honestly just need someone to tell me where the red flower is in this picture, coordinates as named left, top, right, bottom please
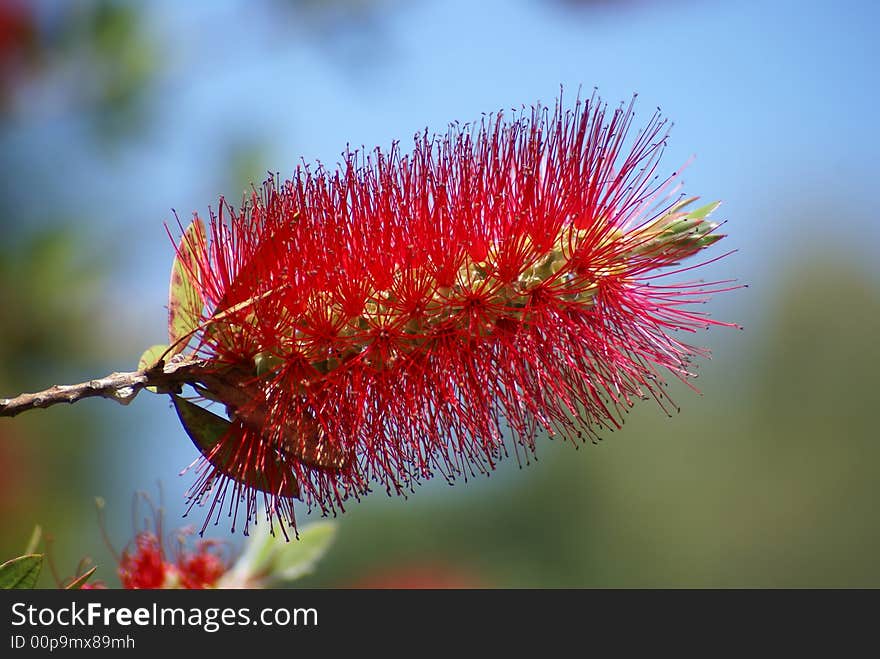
left=98, top=492, right=230, bottom=588
left=116, top=530, right=229, bottom=589
left=176, top=540, right=227, bottom=589
left=0, top=1, right=35, bottom=66
left=0, top=0, right=37, bottom=100
left=118, top=532, right=168, bottom=589
left=175, top=92, right=737, bottom=535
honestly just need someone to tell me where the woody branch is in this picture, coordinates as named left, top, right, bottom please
left=0, top=358, right=209, bottom=418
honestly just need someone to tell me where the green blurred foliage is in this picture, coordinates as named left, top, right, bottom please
left=0, top=227, right=107, bottom=588
left=0, top=0, right=166, bottom=585
left=65, top=0, right=159, bottom=139
left=0, top=228, right=104, bottom=380
left=1, top=0, right=158, bottom=141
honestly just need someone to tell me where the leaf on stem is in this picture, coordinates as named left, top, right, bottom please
left=137, top=344, right=169, bottom=371
left=65, top=566, right=98, bottom=590
left=0, top=554, right=43, bottom=589
left=220, top=520, right=336, bottom=587
left=168, top=218, right=206, bottom=355
left=171, top=395, right=299, bottom=498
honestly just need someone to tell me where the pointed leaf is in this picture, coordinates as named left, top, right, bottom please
left=138, top=344, right=169, bottom=371
left=272, top=521, right=337, bottom=582
left=666, top=195, right=700, bottom=216
left=663, top=217, right=703, bottom=236
left=220, top=521, right=280, bottom=587
left=0, top=554, right=43, bottom=589
left=172, top=393, right=235, bottom=456
left=168, top=218, right=206, bottom=355
left=138, top=344, right=169, bottom=393
left=686, top=200, right=721, bottom=221
left=697, top=233, right=725, bottom=248
left=220, top=519, right=336, bottom=588
left=65, top=566, right=97, bottom=590
left=171, top=395, right=299, bottom=498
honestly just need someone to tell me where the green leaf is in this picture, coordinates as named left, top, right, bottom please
left=273, top=521, right=337, bottom=582
left=137, top=344, right=169, bottom=371
left=686, top=200, right=721, bottom=221
left=138, top=344, right=169, bottom=393
left=172, top=394, right=234, bottom=458
left=171, top=395, right=300, bottom=499
left=666, top=195, right=700, bottom=216
left=221, top=521, right=282, bottom=587
left=0, top=554, right=43, bottom=589
left=65, top=566, right=97, bottom=590
left=168, top=217, right=206, bottom=356
left=663, top=217, right=703, bottom=236
left=697, top=233, right=724, bottom=248
left=221, top=520, right=337, bottom=587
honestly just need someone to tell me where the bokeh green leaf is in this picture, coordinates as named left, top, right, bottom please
left=221, top=520, right=337, bottom=587
left=274, top=521, right=337, bottom=582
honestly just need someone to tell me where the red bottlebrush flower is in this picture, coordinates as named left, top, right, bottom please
left=176, top=539, right=227, bottom=589
left=46, top=493, right=233, bottom=589
left=116, top=530, right=230, bottom=589
left=101, top=493, right=230, bottom=589
left=118, top=532, right=168, bottom=589
left=172, top=92, right=737, bottom=536
left=116, top=528, right=229, bottom=589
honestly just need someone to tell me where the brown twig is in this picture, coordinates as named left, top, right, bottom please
left=0, top=358, right=210, bottom=419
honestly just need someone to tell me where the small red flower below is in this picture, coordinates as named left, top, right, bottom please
left=118, top=530, right=228, bottom=590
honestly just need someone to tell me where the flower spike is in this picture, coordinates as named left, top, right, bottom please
left=172, top=92, right=737, bottom=535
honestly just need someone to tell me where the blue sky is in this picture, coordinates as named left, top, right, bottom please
left=47, top=0, right=872, bottom=311
left=16, top=0, right=878, bottom=299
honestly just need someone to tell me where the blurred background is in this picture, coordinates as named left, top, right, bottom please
left=1, top=0, right=877, bottom=588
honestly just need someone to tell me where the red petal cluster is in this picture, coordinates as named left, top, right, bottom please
left=118, top=532, right=167, bottom=589
left=117, top=531, right=227, bottom=589
left=179, top=92, right=736, bottom=535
